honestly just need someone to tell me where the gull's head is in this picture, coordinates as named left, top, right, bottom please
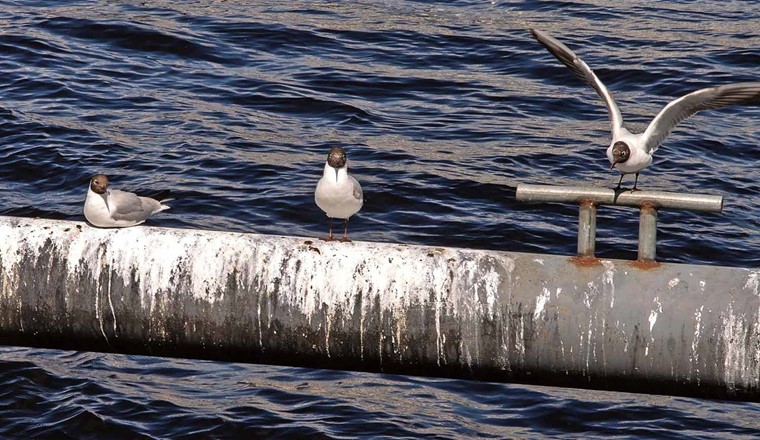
left=327, top=147, right=347, bottom=169
left=90, top=174, right=109, bottom=194
left=327, top=147, right=347, bottom=180
left=610, top=142, right=630, bottom=170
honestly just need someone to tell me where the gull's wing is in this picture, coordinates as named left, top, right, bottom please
left=530, top=29, right=624, bottom=138
left=350, top=176, right=363, bottom=203
left=642, top=82, right=760, bottom=154
left=108, top=189, right=159, bottom=222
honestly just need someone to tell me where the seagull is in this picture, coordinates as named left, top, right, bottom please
left=530, top=28, right=760, bottom=190
left=315, top=147, right=363, bottom=241
left=84, top=174, right=171, bottom=228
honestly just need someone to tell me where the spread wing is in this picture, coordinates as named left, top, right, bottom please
left=530, top=29, right=624, bottom=138
left=642, top=82, right=760, bottom=154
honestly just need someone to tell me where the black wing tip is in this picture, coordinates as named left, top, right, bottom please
left=148, top=189, right=172, bottom=202
left=711, top=82, right=760, bottom=91
left=704, top=82, right=760, bottom=105
left=529, top=29, right=582, bottom=71
left=528, top=28, right=573, bottom=57
left=529, top=28, right=553, bottom=45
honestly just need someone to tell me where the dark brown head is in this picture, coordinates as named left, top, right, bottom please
left=610, top=142, right=630, bottom=170
left=90, top=174, right=109, bottom=194
left=327, top=147, right=347, bottom=169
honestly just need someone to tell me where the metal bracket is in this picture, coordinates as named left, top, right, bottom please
left=516, top=184, right=724, bottom=262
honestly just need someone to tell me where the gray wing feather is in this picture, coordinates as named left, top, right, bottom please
left=643, top=82, right=760, bottom=153
left=350, top=176, right=363, bottom=203
left=108, top=189, right=160, bottom=222
left=531, top=29, right=624, bottom=138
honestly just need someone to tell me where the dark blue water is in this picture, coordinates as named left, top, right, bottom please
left=1, top=0, right=759, bottom=437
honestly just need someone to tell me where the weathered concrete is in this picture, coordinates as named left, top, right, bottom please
left=0, top=215, right=759, bottom=401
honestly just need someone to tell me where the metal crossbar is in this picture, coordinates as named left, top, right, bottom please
left=516, top=184, right=724, bottom=262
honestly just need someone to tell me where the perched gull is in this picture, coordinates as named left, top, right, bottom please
left=315, top=147, right=363, bottom=241
left=530, top=28, right=760, bottom=190
left=84, top=174, right=171, bottom=228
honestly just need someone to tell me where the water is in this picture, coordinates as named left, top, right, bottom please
left=1, top=347, right=759, bottom=439
left=0, top=0, right=758, bottom=437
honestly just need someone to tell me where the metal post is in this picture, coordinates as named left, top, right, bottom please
left=577, top=199, right=597, bottom=258
left=516, top=184, right=724, bottom=262
left=638, top=202, right=658, bottom=262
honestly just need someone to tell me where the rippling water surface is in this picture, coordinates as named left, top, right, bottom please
left=1, top=0, right=759, bottom=437
left=2, top=347, right=760, bottom=439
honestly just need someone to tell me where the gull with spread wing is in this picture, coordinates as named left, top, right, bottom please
left=531, top=29, right=760, bottom=190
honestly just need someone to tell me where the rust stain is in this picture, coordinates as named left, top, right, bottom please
left=640, top=201, right=659, bottom=211
left=629, top=259, right=663, bottom=270
left=569, top=256, right=601, bottom=267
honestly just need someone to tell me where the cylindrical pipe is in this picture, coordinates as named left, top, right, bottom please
left=577, top=199, right=597, bottom=258
left=516, top=185, right=614, bottom=205
left=638, top=203, right=658, bottom=262
left=516, top=184, right=723, bottom=212
left=1, top=216, right=759, bottom=401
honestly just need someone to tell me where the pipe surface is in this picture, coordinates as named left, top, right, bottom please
left=516, top=184, right=724, bottom=212
left=0, top=216, right=759, bottom=401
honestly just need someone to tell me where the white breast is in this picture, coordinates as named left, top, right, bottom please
left=315, top=165, right=363, bottom=219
